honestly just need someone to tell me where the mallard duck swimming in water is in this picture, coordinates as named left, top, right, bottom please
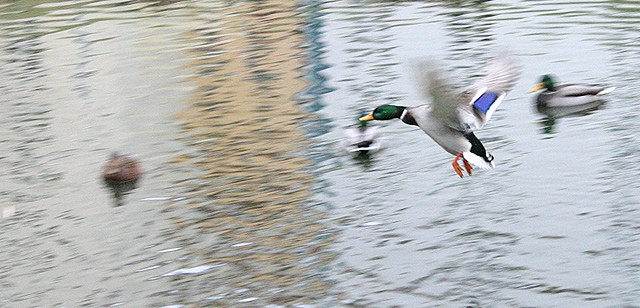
left=528, top=74, right=615, bottom=107
left=103, top=153, right=141, bottom=183
left=360, top=53, right=520, bottom=177
left=343, top=116, right=382, bottom=155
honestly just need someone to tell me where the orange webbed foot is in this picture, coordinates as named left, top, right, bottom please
left=462, top=158, right=473, bottom=176
left=452, top=153, right=464, bottom=178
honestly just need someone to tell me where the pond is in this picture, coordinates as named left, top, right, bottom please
left=0, top=0, right=638, bottom=306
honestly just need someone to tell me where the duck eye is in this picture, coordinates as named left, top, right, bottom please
left=487, top=154, right=494, bottom=161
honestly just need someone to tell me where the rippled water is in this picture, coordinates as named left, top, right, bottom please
left=0, top=0, right=638, bottom=307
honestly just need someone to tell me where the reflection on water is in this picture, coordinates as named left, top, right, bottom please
left=1, top=0, right=338, bottom=306
left=535, top=101, right=605, bottom=135
left=439, top=0, right=497, bottom=75
left=317, top=0, right=640, bottom=307
left=0, top=0, right=639, bottom=307
left=104, top=180, right=139, bottom=207
left=171, top=1, right=336, bottom=305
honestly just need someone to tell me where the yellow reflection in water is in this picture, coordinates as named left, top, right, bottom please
left=177, top=1, right=334, bottom=304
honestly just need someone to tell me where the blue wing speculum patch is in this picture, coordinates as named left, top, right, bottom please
left=458, top=87, right=507, bottom=132
left=473, top=92, right=499, bottom=113
left=470, top=87, right=505, bottom=121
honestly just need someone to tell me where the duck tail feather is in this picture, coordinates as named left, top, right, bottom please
left=462, top=152, right=495, bottom=170
left=597, top=87, right=615, bottom=95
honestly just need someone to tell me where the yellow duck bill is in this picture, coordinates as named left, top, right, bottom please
left=528, top=83, right=545, bottom=93
left=359, top=113, right=374, bottom=121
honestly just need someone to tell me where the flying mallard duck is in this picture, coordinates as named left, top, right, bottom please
left=360, top=53, right=520, bottom=177
left=528, top=74, right=615, bottom=107
left=103, top=152, right=142, bottom=183
left=343, top=115, right=382, bottom=155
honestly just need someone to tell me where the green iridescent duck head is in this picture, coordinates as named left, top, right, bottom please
left=529, top=74, right=557, bottom=92
left=359, top=105, right=406, bottom=122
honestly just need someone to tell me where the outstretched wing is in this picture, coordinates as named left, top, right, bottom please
left=468, top=51, right=521, bottom=94
left=458, top=52, right=520, bottom=131
left=413, top=52, right=520, bottom=132
left=412, top=60, right=466, bottom=129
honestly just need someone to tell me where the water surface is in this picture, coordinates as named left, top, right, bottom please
left=0, top=0, right=638, bottom=307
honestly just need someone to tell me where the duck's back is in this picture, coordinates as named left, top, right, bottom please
left=410, top=105, right=471, bottom=155
left=538, top=84, right=611, bottom=107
